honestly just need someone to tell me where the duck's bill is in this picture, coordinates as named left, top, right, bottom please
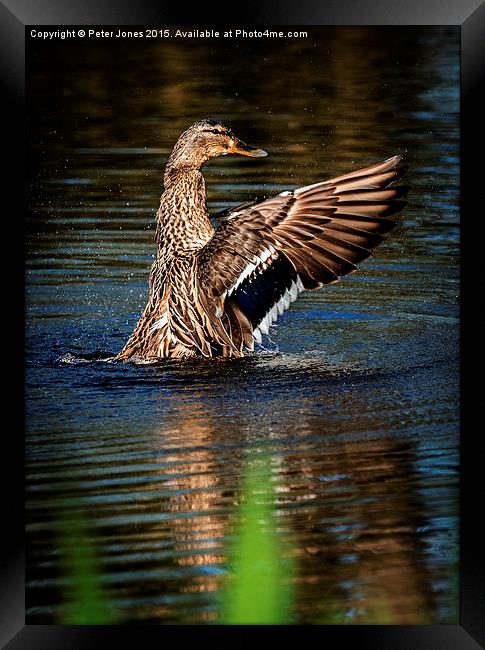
left=228, top=139, right=268, bottom=157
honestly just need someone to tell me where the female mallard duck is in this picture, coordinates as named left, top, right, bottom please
left=116, top=119, right=408, bottom=360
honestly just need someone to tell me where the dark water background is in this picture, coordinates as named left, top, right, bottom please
left=26, top=27, right=459, bottom=624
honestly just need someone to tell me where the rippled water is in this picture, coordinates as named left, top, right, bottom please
left=26, top=27, right=459, bottom=624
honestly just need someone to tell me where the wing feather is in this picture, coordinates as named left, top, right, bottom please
left=197, top=154, right=408, bottom=350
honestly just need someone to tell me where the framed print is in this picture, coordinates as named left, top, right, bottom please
left=2, top=0, right=483, bottom=647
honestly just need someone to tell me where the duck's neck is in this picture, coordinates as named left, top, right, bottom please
left=155, top=165, right=214, bottom=255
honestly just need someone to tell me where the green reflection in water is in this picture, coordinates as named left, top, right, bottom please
left=221, top=453, right=295, bottom=624
left=57, top=503, right=118, bottom=624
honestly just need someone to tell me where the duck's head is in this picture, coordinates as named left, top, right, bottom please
left=166, top=119, right=268, bottom=171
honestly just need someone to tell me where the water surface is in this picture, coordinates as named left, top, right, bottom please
left=26, top=27, right=459, bottom=624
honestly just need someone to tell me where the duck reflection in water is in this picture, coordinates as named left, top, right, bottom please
left=142, top=367, right=438, bottom=624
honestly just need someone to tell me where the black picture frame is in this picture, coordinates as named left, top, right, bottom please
left=3, top=0, right=483, bottom=647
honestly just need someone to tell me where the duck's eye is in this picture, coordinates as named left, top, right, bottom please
left=204, top=128, right=225, bottom=135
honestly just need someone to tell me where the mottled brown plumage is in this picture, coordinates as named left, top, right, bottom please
left=115, top=119, right=408, bottom=361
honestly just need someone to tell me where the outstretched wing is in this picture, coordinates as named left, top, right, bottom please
left=197, top=155, right=408, bottom=352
